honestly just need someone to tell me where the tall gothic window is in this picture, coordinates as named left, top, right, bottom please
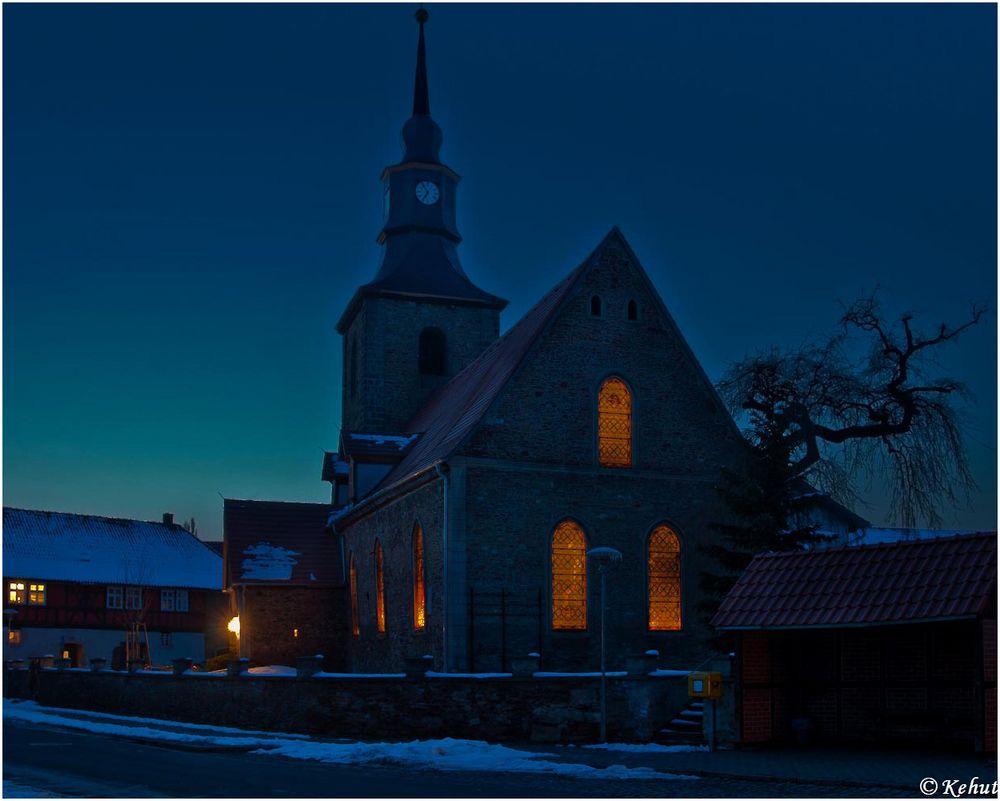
left=349, top=553, right=360, bottom=637
left=374, top=539, right=386, bottom=634
left=648, top=526, right=681, bottom=631
left=419, top=327, right=447, bottom=375
left=350, top=339, right=358, bottom=398
left=598, top=377, right=633, bottom=467
left=412, top=524, right=426, bottom=631
left=590, top=295, right=603, bottom=317
left=627, top=299, right=639, bottom=321
left=551, top=520, right=587, bottom=630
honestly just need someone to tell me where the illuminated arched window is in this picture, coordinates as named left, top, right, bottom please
left=374, top=539, right=386, bottom=634
left=419, top=327, right=446, bottom=376
left=598, top=377, right=632, bottom=467
left=551, top=520, right=587, bottom=630
left=648, top=526, right=681, bottom=631
left=349, top=552, right=360, bottom=637
left=412, top=524, right=426, bottom=631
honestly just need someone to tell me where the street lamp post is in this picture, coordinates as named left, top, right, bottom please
left=587, top=546, right=622, bottom=743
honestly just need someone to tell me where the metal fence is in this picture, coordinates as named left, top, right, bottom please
left=467, top=587, right=543, bottom=673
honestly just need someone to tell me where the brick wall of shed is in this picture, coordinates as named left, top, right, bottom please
left=238, top=586, right=347, bottom=670
left=737, top=623, right=985, bottom=751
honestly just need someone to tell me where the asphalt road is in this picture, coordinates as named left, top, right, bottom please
left=3, top=720, right=915, bottom=798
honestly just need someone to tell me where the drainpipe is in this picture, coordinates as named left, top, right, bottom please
left=434, top=462, right=449, bottom=671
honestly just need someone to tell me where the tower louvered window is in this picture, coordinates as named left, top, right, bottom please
left=598, top=377, right=632, bottom=467
left=349, top=553, right=360, bottom=637
left=412, top=524, right=426, bottom=630
left=374, top=540, right=386, bottom=634
left=648, top=526, right=681, bottom=631
left=551, top=520, right=587, bottom=630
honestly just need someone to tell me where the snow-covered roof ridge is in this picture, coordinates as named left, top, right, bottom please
left=2, top=506, right=222, bottom=590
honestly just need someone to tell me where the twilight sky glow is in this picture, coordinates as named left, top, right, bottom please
left=4, top=3, right=996, bottom=539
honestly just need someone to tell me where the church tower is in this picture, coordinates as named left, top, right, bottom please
left=337, top=10, right=507, bottom=434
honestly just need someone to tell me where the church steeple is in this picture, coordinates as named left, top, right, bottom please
left=336, top=10, right=507, bottom=435
left=412, top=8, right=430, bottom=116
left=401, top=9, right=443, bottom=164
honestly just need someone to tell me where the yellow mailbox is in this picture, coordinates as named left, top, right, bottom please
left=688, top=671, right=723, bottom=699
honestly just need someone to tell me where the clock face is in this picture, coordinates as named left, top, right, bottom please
left=415, top=181, right=440, bottom=205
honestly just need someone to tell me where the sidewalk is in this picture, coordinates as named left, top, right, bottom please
left=513, top=741, right=998, bottom=791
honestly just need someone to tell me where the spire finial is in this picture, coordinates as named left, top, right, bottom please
left=412, top=7, right=430, bottom=116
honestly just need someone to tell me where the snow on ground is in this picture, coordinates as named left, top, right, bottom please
left=3, top=779, right=60, bottom=798
left=255, top=737, right=699, bottom=780
left=4, top=700, right=698, bottom=782
left=579, top=743, right=709, bottom=753
left=247, top=665, right=297, bottom=676
left=4, top=700, right=309, bottom=741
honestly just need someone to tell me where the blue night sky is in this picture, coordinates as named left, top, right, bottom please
left=4, top=4, right=996, bottom=540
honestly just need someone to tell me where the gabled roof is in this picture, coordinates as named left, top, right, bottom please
left=712, top=531, right=997, bottom=630
left=223, top=499, right=342, bottom=587
left=362, top=230, right=600, bottom=498
left=2, top=507, right=222, bottom=590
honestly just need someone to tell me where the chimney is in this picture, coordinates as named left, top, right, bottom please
left=162, top=513, right=174, bottom=526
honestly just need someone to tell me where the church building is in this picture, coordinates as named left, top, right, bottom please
left=325, top=11, right=754, bottom=674
left=226, top=11, right=863, bottom=673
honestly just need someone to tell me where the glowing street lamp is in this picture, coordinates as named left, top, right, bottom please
left=587, top=546, right=622, bottom=743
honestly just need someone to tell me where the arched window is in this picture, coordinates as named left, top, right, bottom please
left=648, top=526, right=681, bottom=631
left=374, top=539, right=386, bottom=634
left=598, top=377, right=633, bottom=467
left=412, top=524, right=426, bottom=631
left=419, top=327, right=447, bottom=376
left=627, top=299, right=638, bottom=321
left=349, top=552, right=360, bottom=637
left=551, top=520, right=587, bottom=630
left=350, top=339, right=358, bottom=398
left=590, top=295, right=603, bottom=317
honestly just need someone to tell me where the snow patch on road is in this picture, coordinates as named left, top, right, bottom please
left=3, top=779, right=60, bottom=798
left=255, top=738, right=699, bottom=780
left=580, top=742, right=709, bottom=753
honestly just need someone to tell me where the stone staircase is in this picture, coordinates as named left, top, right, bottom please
left=656, top=699, right=704, bottom=744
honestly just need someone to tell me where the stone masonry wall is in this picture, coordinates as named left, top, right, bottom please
left=6, top=667, right=689, bottom=744
left=464, top=236, right=747, bottom=472
left=460, top=463, right=729, bottom=673
left=342, top=297, right=499, bottom=434
left=341, top=478, right=444, bottom=673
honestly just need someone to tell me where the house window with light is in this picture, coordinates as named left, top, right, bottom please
left=648, top=526, right=682, bottom=631
left=8, top=581, right=45, bottom=606
left=374, top=539, right=386, bottom=634
left=412, top=524, right=426, bottom=631
left=551, top=520, right=587, bottom=630
left=8, top=630, right=22, bottom=645
left=598, top=377, right=633, bottom=467
left=349, top=553, right=360, bottom=637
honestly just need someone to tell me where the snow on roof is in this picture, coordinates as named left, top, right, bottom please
left=2, top=507, right=222, bottom=590
left=347, top=433, right=418, bottom=448
left=240, top=542, right=301, bottom=581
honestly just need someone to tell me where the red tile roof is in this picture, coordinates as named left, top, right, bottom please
left=223, top=499, right=342, bottom=587
left=711, top=532, right=997, bottom=630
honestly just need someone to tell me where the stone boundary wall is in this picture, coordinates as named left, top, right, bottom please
left=4, top=667, right=689, bottom=743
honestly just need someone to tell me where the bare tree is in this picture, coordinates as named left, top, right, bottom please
left=718, top=294, right=985, bottom=527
